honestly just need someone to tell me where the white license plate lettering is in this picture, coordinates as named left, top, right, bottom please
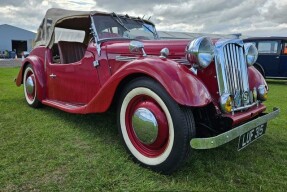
left=255, top=125, right=264, bottom=138
left=238, top=123, right=267, bottom=150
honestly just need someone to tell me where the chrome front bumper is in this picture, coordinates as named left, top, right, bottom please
left=190, top=107, right=280, bottom=149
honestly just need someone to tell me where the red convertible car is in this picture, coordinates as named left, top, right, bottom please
left=16, top=8, right=279, bottom=174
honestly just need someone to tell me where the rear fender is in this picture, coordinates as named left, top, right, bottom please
left=15, top=56, right=46, bottom=100
left=84, top=57, right=212, bottom=113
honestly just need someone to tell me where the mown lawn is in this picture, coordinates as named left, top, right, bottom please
left=0, top=67, right=286, bottom=191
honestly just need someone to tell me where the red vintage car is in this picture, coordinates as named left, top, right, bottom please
left=16, top=8, right=279, bottom=174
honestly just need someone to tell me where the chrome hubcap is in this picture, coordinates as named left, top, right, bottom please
left=26, top=76, right=34, bottom=94
left=132, top=108, right=158, bottom=144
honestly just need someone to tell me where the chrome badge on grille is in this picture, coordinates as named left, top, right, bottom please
left=242, top=91, right=249, bottom=105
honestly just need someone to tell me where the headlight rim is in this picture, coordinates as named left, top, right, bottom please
left=186, top=36, right=215, bottom=69
left=257, top=85, right=268, bottom=101
left=244, top=43, right=258, bottom=67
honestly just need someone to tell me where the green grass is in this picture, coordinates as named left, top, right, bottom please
left=0, top=67, right=286, bottom=191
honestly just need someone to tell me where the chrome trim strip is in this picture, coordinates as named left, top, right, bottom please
left=239, top=45, right=249, bottom=92
left=115, top=57, right=191, bottom=65
left=232, top=101, right=258, bottom=112
left=172, top=58, right=190, bottom=65
left=115, top=56, right=137, bottom=62
left=190, top=107, right=280, bottom=149
left=90, top=16, right=102, bottom=56
left=236, top=46, right=244, bottom=92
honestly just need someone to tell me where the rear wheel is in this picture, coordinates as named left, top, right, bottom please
left=117, top=77, right=195, bottom=174
left=23, top=64, right=41, bottom=108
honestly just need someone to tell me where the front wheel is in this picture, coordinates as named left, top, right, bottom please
left=23, top=64, right=41, bottom=108
left=117, top=77, right=195, bottom=174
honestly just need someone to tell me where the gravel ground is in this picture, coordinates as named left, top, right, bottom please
left=0, top=59, right=22, bottom=67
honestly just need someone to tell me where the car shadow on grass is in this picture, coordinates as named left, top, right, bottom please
left=39, top=105, right=119, bottom=137
left=25, top=103, right=282, bottom=184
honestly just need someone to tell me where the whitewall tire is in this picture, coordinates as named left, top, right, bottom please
left=23, top=64, right=41, bottom=108
left=117, top=77, right=195, bottom=174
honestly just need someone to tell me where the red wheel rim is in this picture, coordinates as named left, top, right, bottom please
left=125, top=95, right=169, bottom=157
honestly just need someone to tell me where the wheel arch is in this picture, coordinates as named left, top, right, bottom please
left=111, top=73, right=152, bottom=107
left=248, top=65, right=268, bottom=91
left=253, top=62, right=265, bottom=77
left=15, top=56, right=46, bottom=100
left=84, top=58, right=212, bottom=113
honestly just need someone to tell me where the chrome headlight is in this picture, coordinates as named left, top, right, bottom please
left=244, top=43, right=258, bottom=66
left=186, top=37, right=214, bottom=69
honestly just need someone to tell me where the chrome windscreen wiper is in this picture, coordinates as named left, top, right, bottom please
left=111, top=12, right=130, bottom=32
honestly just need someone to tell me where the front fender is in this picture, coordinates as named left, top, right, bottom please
left=85, top=57, right=212, bottom=113
left=248, top=66, right=268, bottom=91
left=15, top=56, right=45, bottom=100
left=253, top=63, right=265, bottom=77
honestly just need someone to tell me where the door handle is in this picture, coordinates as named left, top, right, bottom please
left=276, top=56, right=279, bottom=59
left=50, top=73, right=56, bottom=78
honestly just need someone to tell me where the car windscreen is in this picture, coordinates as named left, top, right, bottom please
left=92, top=15, right=158, bottom=41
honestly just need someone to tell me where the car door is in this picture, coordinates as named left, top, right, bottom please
left=257, top=40, right=280, bottom=77
left=46, top=45, right=101, bottom=105
left=279, top=41, right=287, bottom=77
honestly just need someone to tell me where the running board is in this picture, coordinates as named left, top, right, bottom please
left=42, top=99, right=87, bottom=114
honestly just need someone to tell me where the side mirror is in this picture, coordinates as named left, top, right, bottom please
left=129, top=41, right=147, bottom=56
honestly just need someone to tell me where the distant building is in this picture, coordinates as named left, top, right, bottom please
left=0, top=24, right=36, bottom=57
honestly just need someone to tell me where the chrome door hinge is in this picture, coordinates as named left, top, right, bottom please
left=93, top=60, right=99, bottom=67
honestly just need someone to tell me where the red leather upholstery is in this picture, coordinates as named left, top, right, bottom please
left=58, top=41, right=87, bottom=64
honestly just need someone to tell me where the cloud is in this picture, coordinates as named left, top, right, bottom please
left=0, top=0, right=286, bottom=36
left=92, top=0, right=286, bottom=36
left=0, top=0, right=96, bottom=32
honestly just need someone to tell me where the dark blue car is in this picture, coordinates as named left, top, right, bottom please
left=244, top=37, right=287, bottom=79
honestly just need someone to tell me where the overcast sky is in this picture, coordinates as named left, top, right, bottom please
left=0, top=0, right=286, bottom=37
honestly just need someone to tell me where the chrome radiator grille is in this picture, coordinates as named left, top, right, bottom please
left=215, top=40, right=253, bottom=111
left=222, top=43, right=249, bottom=96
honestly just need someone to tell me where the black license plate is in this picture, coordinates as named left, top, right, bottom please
left=238, top=123, right=267, bottom=151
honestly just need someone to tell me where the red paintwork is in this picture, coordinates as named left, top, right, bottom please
left=197, top=61, right=219, bottom=102
left=84, top=56, right=212, bottom=113
left=126, top=95, right=169, bottom=157
left=104, top=39, right=190, bottom=56
left=16, top=38, right=268, bottom=126
left=45, top=49, right=101, bottom=104
left=248, top=66, right=268, bottom=90
left=226, top=104, right=266, bottom=126
left=16, top=47, right=46, bottom=101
